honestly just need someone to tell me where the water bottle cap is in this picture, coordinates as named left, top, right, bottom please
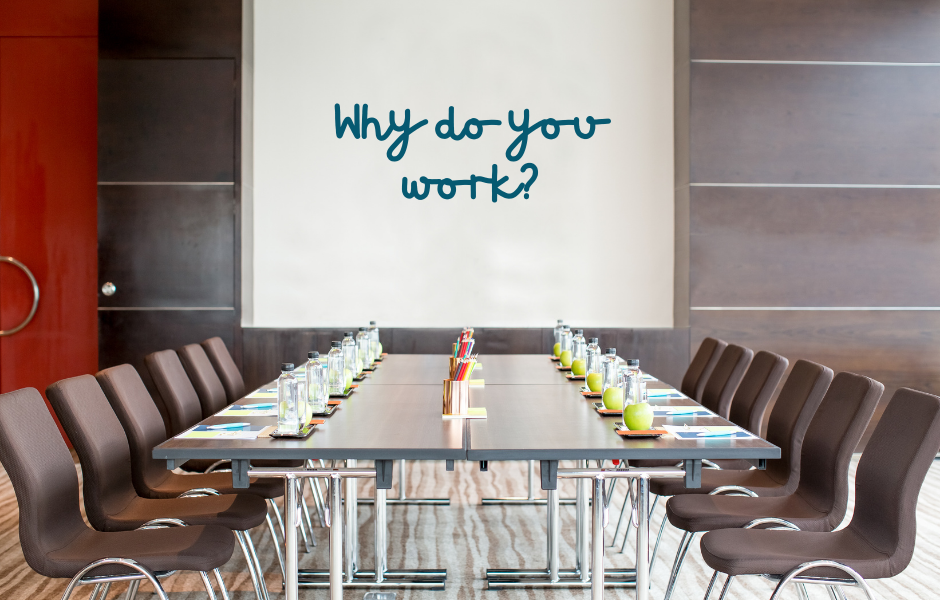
left=308, top=351, right=319, bottom=359
left=281, top=363, right=294, bottom=371
left=370, top=321, right=376, bottom=325
left=626, top=359, right=639, bottom=367
left=359, top=326, right=367, bottom=331
left=605, top=348, right=616, bottom=354
left=557, top=319, right=563, bottom=324
left=331, top=341, right=342, bottom=348
left=345, top=332, right=354, bottom=337
left=575, top=329, right=583, bottom=335
left=589, top=338, right=598, bottom=344
left=563, top=325, right=570, bottom=330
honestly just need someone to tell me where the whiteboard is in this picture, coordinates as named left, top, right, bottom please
left=250, top=0, right=674, bottom=328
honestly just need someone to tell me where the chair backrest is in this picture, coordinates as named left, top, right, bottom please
left=680, top=337, right=727, bottom=402
left=849, top=388, right=940, bottom=578
left=699, top=344, right=753, bottom=417
left=727, top=350, right=789, bottom=435
left=796, top=372, right=882, bottom=531
left=763, top=359, right=833, bottom=493
left=46, top=375, right=139, bottom=533
left=145, top=349, right=204, bottom=436
left=96, top=364, right=174, bottom=497
left=178, top=343, right=229, bottom=418
left=0, top=388, right=88, bottom=578
left=201, top=336, right=246, bottom=403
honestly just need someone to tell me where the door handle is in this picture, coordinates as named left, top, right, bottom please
left=0, top=256, right=40, bottom=337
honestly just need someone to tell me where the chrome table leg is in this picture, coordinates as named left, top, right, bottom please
left=635, top=475, right=650, bottom=600
left=284, top=476, right=299, bottom=600
left=374, top=487, right=387, bottom=583
left=344, top=459, right=358, bottom=583
left=329, top=474, right=343, bottom=600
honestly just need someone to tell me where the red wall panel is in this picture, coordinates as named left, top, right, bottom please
left=0, top=0, right=97, bottom=37
left=0, top=37, right=98, bottom=438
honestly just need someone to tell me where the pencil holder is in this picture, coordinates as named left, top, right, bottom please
left=442, top=379, right=470, bottom=415
left=449, top=357, right=460, bottom=378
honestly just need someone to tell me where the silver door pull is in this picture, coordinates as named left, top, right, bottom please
left=0, top=256, right=39, bottom=337
left=101, top=282, right=116, bottom=296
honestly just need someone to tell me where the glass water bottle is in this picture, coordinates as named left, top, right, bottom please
left=356, top=327, right=370, bottom=371
left=585, top=337, right=602, bottom=376
left=571, top=329, right=586, bottom=363
left=306, top=351, right=328, bottom=414
left=277, top=363, right=301, bottom=434
left=342, top=331, right=358, bottom=379
left=328, top=341, right=346, bottom=395
left=602, top=348, right=620, bottom=393
left=553, top=319, right=565, bottom=349
left=620, top=360, right=641, bottom=407
left=560, top=325, right=572, bottom=354
left=369, top=321, right=381, bottom=360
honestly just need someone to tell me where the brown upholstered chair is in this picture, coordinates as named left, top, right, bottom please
left=145, top=349, right=204, bottom=437
left=661, top=372, right=883, bottom=600
left=699, top=387, right=940, bottom=600
left=178, top=343, right=231, bottom=419
left=202, top=336, right=247, bottom=403
left=680, top=337, right=727, bottom=403
left=0, top=388, right=235, bottom=600
left=699, top=344, right=754, bottom=419
left=46, top=375, right=272, bottom=600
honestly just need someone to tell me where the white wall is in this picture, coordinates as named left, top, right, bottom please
left=247, top=0, right=674, bottom=328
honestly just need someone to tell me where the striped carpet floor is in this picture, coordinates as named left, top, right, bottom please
left=0, top=457, right=937, bottom=599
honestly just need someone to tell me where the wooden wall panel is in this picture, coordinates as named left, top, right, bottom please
left=99, top=0, right=240, bottom=59
left=98, top=59, right=236, bottom=182
left=98, top=186, right=235, bottom=307
left=690, top=187, right=940, bottom=307
left=242, top=328, right=689, bottom=396
left=690, top=63, right=940, bottom=185
left=691, top=0, right=940, bottom=62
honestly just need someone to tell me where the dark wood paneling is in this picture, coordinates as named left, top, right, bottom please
left=692, top=0, right=940, bottom=62
left=98, top=59, right=235, bottom=182
left=690, top=187, right=940, bottom=307
left=99, top=0, right=240, bottom=59
left=690, top=63, right=940, bottom=185
left=98, top=185, right=235, bottom=307
left=99, top=309, right=235, bottom=427
left=242, top=328, right=690, bottom=396
left=691, top=310, right=940, bottom=446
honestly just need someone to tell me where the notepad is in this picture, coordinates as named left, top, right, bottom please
left=176, top=424, right=265, bottom=440
left=218, top=405, right=277, bottom=417
left=663, top=425, right=755, bottom=440
left=651, top=407, right=712, bottom=418
left=646, top=388, right=686, bottom=398
left=246, top=389, right=278, bottom=399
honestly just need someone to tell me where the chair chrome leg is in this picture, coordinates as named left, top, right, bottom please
left=200, top=571, right=219, bottom=600
left=663, top=531, right=697, bottom=600
left=769, top=561, right=875, bottom=600
left=243, top=527, right=270, bottom=600
left=300, top=479, right=317, bottom=546
left=122, top=579, right=140, bottom=600
left=610, top=484, right=632, bottom=547
left=270, top=499, right=286, bottom=538
left=796, top=583, right=811, bottom=600
left=61, top=559, right=169, bottom=600
left=236, top=530, right=269, bottom=600
left=717, top=574, right=734, bottom=600
left=619, top=485, right=637, bottom=553
left=703, top=571, right=720, bottom=600
left=265, top=510, right=287, bottom=580
left=213, top=568, right=231, bottom=600
left=649, top=511, right=668, bottom=571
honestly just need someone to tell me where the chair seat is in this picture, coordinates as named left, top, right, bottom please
left=666, top=492, right=832, bottom=533
left=44, top=525, right=234, bottom=579
left=650, top=467, right=788, bottom=498
left=629, top=458, right=681, bottom=468
left=708, top=458, right=756, bottom=470
left=148, top=471, right=285, bottom=500
left=102, top=493, right=268, bottom=532
left=701, top=528, right=893, bottom=579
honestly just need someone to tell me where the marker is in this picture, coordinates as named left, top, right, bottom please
left=207, top=422, right=250, bottom=430
left=696, top=431, right=737, bottom=438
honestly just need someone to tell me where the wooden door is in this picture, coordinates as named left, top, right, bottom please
left=0, top=37, right=98, bottom=438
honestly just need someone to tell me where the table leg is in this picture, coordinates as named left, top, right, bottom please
left=358, top=459, right=450, bottom=505
left=345, top=459, right=358, bottom=582
left=482, top=460, right=577, bottom=505
left=591, top=476, right=605, bottom=600
left=578, top=466, right=591, bottom=583
left=285, top=476, right=299, bottom=600
left=375, top=487, right=387, bottom=583
left=330, top=476, right=343, bottom=600
left=547, top=489, right=560, bottom=582
left=635, top=476, right=650, bottom=600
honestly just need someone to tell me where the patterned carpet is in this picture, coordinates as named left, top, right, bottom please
left=0, top=456, right=938, bottom=599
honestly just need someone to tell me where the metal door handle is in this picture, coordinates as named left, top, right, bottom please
left=0, top=256, right=40, bottom=337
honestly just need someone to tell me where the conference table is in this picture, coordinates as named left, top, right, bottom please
left=154, top=353, right=780, bottom=600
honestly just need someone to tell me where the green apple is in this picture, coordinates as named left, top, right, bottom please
left=571, top=359, right=586, bottom=376
left=587, top=372, right=603, bottom=392
left=560, top=350, right=572, bottom=367
left=378, top=342, right=383, bottom=355
left=344, top=369, right=353, bottom=391
left=553, top=343, right=561, bottom=357
left=602, top=387, right=624, bottom=410
left=623, top=402, right=654, bottom=430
